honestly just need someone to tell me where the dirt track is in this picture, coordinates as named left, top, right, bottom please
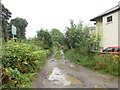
left=33, top=51, right=119, bottom=88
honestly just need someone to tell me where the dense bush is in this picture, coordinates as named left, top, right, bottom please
left=65, top=49, right=120, bottom=76
left=64, top=20, right=99, bottom=51
left=37, top=29, right=53, bottom=49
left=2, top=68, right=36, bottom=88
left=2, top=41, right=51, bottom=88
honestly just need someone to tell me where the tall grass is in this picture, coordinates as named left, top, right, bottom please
left=54, top=51, right=62, bottom=60
left=64, top=49, right=119, bottom=76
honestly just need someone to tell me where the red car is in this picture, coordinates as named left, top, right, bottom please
left=102, top=46, right=120, bottom=54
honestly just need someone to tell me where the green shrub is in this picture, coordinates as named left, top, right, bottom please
left=2, top=42, right=50, bottom=73
left=63, top=46, right=69, bottom=52
left=2, top=67, right=36, bottom=88
left=2, top=41, right=51, bottom=88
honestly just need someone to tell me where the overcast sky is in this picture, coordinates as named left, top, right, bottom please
left=1, top=0, right=120, bottom=38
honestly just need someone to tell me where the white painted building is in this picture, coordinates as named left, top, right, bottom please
left=90, top=2, right=120, bottom=49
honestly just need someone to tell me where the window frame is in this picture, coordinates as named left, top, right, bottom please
left=103, top=48, right=113, bottom=52
left=107, top=15, right=113, bottom=23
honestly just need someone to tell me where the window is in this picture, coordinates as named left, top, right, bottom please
left=114, top=48, right=120, bottom=52
left=107, top=16, right=112, bottom=22
left=103, top=48, right=113, bottom=52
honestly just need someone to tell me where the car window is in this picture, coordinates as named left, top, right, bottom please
left=114, top=48, right=118, bottom=52
left=104, top=48, right=113, bottom=52
left=118, top=48, right=120, bottom=52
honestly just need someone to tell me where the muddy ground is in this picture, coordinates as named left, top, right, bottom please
left=33, top=51, right=119, bottom=88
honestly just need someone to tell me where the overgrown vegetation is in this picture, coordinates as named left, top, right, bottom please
left=54, top=51, right=62, bottom=60
left=63, top=20, right=119, bottom=76
left=2, top=41, right=51, bottom=88
left=50, top=28, right=64, bottom=47
left=64, top=20, right=98, bottom=50
left=65, top=49, right=120, bottom=76
left=37, top=29, right=53, bottom=49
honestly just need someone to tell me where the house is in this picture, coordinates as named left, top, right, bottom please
left=89, top=26, right=96, bottom=34
left=90, top=1, right=120, bottom=49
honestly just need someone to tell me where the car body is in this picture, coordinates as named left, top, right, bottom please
left=101, top=46, right=120, bottom=54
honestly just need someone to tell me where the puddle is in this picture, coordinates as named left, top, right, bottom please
left=48, top=68, right=70, bottom=86
left=68, top=65, right=80, bottom=72
left=65, top=74, right=82, bottom=85
left=48, top=68, right=82, bottom=86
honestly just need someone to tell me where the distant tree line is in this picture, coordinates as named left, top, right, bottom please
left=36, top=20, right=100, bottom=51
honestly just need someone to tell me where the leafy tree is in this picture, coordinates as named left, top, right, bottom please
left=1, top=3, right=12, bottom=42
left=65, top=20, right=76, bottom=49
left=50, top=28, right=64, bottom=46
left=65, top=20, right=96, bottom=52
left=37, top=29, right=53, bottom=49
left=10, top=17, right=28, bottom=39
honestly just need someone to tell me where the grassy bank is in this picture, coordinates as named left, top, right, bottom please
left=64, top=49, right=119, bottom=76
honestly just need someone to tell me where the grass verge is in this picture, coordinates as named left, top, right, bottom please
left=54, top=51, right=62, bottom=60
left=64, top=49, right=119, bottom=76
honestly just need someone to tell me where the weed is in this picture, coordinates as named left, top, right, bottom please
left=65, top=49, right=119, bottom=76
left=54, top=51, right=62, bottom=60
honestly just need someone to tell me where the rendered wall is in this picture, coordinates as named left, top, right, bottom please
left=118, top=10, right=120, bottom=46
left=102, top=11, right=119, bottom=49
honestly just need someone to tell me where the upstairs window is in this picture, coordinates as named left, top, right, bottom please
left=107, top=16, right=112, bottom=22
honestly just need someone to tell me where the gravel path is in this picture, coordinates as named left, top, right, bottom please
left=33, top=51, right=119, bottom=88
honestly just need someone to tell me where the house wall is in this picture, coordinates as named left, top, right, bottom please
left=118, top=10, right=120, bottom=46
left=102, top=11, right=119, bottom=49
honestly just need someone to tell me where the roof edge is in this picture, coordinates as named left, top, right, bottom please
left=90, top=5, right=120, bottom=21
